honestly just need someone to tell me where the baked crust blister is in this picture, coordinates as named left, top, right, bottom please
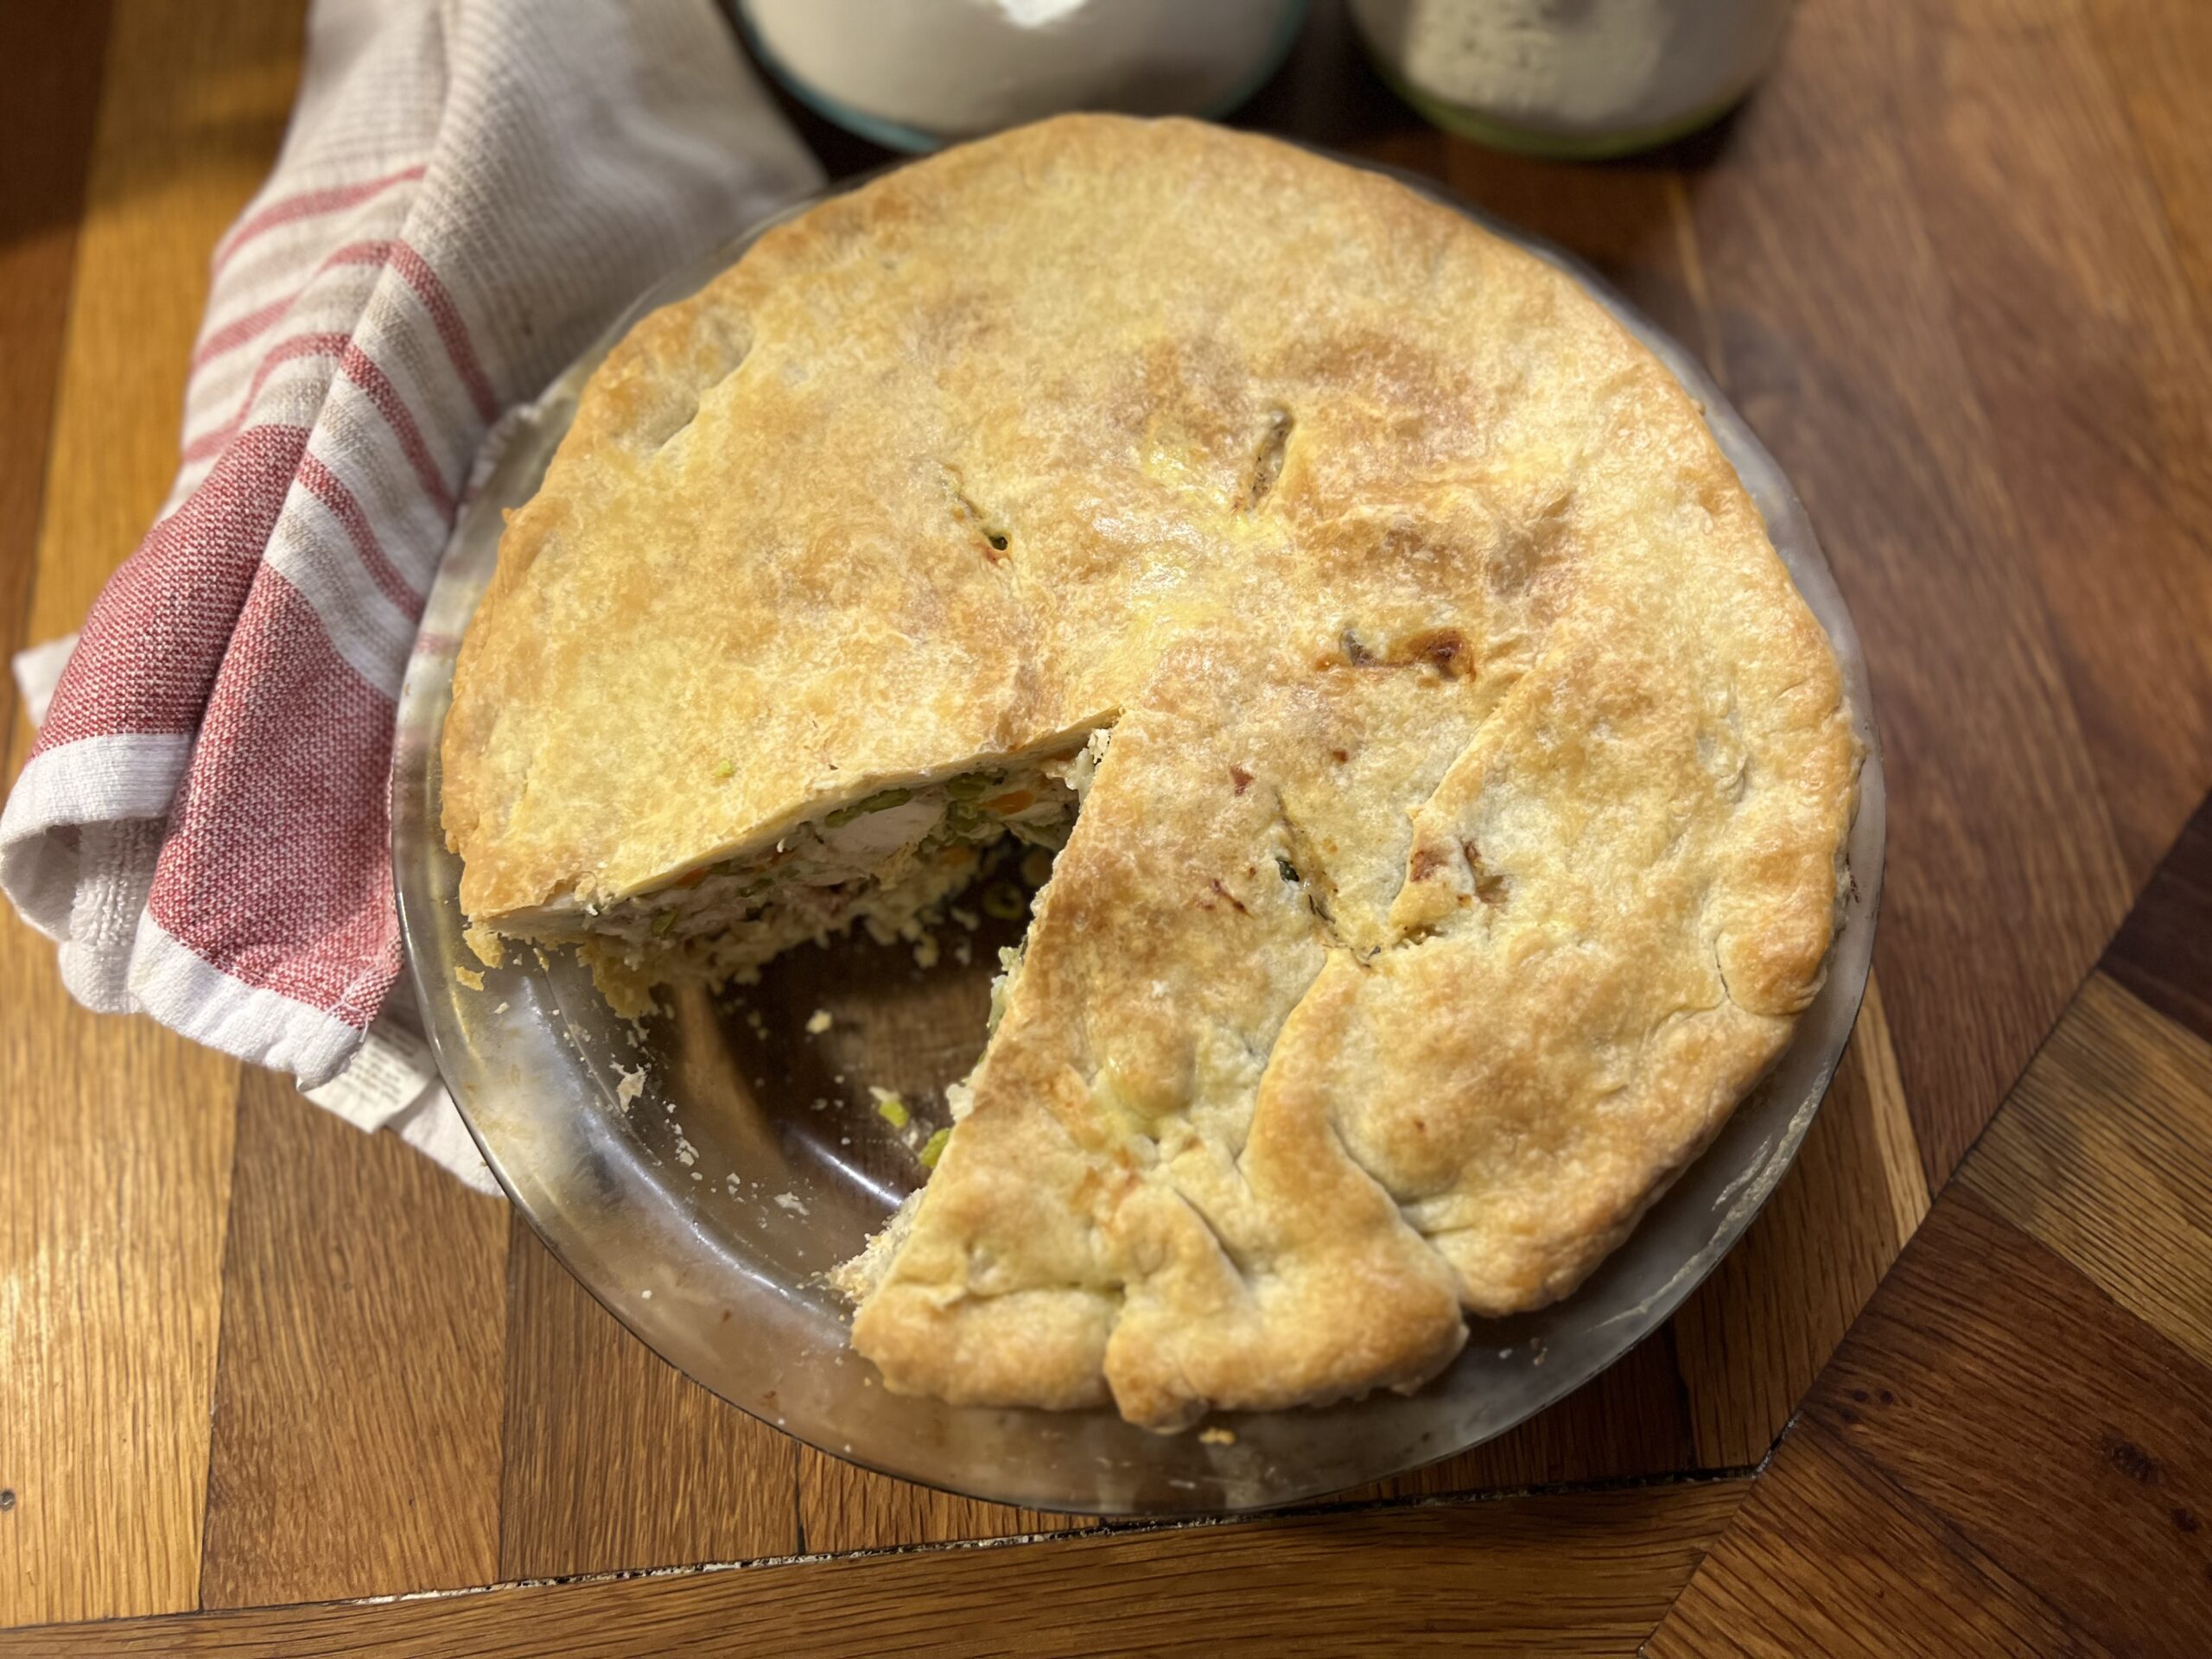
left=442, top=115, right=1860, bottom=1430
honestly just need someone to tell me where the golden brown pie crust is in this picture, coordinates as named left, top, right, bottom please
left=443, top=116, right=1859, bottom=1429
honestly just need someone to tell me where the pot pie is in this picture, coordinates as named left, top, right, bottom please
left=443, top=116, right=1859, bottom=1431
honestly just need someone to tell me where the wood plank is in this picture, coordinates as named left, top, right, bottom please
left=0, top=0, right=304, bottom=1627
left=497, top=1223, right=798, bottom=1579
left=1658, top=1185, right=2212, bottom=1657
left=2088, top=0, right=2212, bottom=329
left=196, top=1069, right=507, bottom=1607
left=796, top=1450, right=1088, bottom=1554
left=1680, top=0, right=2134, bottom=1184
left=1816, top=1188, right=2212, bottom=1654
left=1961, top=974, right=2212, bottom=1370
left=1649, top=1418, right=2107, bottom=1659
left=1671, top=975, right=1928, bottom=1465
left=1808, top=1194, right=2212, bottom=1655
left=0, top=1478, right=1748, bottom=1657
left=0, top=0, right=108, bottom=733
left=2104, top=793, right=2212, bottom=1046
left=1893, top=0, right=2212, bottom=885
left=0, top=921, right=240, bottom=1630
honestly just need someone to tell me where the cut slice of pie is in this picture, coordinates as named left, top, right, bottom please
left=442, top=115, right=1859, bottom=1429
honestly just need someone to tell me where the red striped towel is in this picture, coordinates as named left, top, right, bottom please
left=2, top=0, right=821, bottom=1185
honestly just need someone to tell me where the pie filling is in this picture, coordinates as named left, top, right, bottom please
left=543, top=731, right=1110, bottom=991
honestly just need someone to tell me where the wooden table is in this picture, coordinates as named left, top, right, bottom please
left=4, top=2, right=2209, bottom=1651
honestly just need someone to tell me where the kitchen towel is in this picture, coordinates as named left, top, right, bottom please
left=1, top=0, right=822, bottom=1187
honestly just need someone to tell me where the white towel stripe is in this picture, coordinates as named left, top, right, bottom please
left=264, top=483, right=422, bottom=698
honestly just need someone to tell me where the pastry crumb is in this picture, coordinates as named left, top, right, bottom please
left=1198, top=1427, right=1236, bottom=1446
left=805, top=1008, right=834, bottom=1034
left=614, top=1066, right=645, bottom=1110
left=772, top=1192, right=810, bottom=1215
left=454, top=964, right=485, bottom=991
left=462, top=923, right=505, bottom=969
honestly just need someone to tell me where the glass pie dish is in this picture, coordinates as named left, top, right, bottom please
left=391, top=154, right=1885, bottom=1516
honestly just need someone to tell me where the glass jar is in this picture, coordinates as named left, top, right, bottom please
left=1351, top=0, right=1796, bottom=159
left=736, top=0, right=1311, bottom=154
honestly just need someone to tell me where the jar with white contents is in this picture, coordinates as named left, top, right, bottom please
left=1351, top=0, right=1796, bottom=159
left=736, top=0, right=1311, bottom=154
